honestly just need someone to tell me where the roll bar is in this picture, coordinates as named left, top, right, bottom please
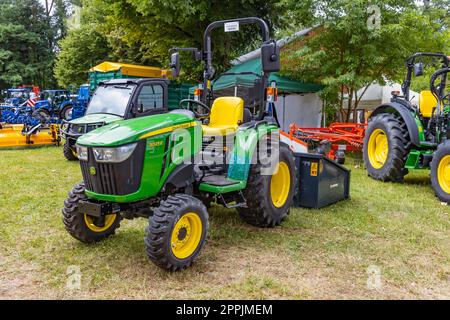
left=402, top=52, right=450, bottom=101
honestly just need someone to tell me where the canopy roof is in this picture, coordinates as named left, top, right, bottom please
left=89, top=61, right=168, bottom=78
left=191, top=58, right=322, bottom=94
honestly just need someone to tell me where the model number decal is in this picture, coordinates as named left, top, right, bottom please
left=148, top=140, right=164, bottom=148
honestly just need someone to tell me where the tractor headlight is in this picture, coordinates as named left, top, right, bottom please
left=76, top=145, right=88, bottom=161
left=92, top=143, right=137, bottom=163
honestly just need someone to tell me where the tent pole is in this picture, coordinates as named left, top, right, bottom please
left=283, top=94, right=286, bottom=131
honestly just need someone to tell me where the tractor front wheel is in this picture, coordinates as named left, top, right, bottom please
left=62, top=183, right=121, bottom=243
left=431, top=141, right=450, bottom=203
left=237, top=143, right=297, bottom=227
left=145, top=194, right=209, bottom=271
left=363, top=113, right=410, bottom=182
left=63, top=139, right=78, bottom=161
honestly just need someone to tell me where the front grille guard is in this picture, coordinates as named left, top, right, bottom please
left=60, top=119, right=106, bottom=139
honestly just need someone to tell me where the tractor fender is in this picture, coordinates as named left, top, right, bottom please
left=227, top=124, right=281, bottom=181
left=163, top=163, right=195, bottom=190
left=370, top=102, right=420, bottom=146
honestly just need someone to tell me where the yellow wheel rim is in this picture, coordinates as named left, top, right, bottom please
left=171, top=212, right=203, bottom=259
left=270, top=161, right=291, bottom=208
left=367, top=129, right=389, bottom=169
left=437, top=155, right=450, bottom=194
left=84, top=214, right=117, bottom=233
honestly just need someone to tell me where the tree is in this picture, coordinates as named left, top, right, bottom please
left=280, top=0, right=449, bottom=122
left=54, top=0, right=287, bottom=86
left=0, top=0, right=69, bottom=89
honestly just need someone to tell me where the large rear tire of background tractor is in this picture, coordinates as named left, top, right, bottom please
left=430, top=141, right=450, bottom=204
left=237, top=143, right=296, bottom=227
left=62, top=183, right=121, bottom=243
left=63, top=140, right=78, bottom=161
left=145, top=194, right=209, bottom=271
left=363, top=113, right=410, bottom=182
left=59, top=104, right=73, bottom=121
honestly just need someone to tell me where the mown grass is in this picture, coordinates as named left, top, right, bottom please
left=0, top=146, right=449, bottom=299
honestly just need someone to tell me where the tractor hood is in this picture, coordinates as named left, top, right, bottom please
left=69, top=113, right=123, bottom=125
left=77, top=113, right=198, bottom=147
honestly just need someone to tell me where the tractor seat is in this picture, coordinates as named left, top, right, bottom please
left=419, top=90, right=437, bottom=118
left=202, top=97, right=244, bottom=136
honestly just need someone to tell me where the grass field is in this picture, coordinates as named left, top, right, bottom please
left=0, top=146, right=449, bottom=299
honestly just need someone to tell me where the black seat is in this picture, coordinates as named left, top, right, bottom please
left=243, top=108, right=252, bottom=124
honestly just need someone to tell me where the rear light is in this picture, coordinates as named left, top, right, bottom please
left=391, top=90, right=400, bottom=96
left=194, top=88, right=202, bottom=101
left=266, top=87, right=278, bottom=102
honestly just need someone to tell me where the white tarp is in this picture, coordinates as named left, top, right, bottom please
left=274, top=93, right=323, bottom=131
left=346, top=82, right=419, bottom=110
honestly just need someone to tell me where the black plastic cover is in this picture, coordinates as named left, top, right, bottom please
left=293, top=153, right=350, bottom=209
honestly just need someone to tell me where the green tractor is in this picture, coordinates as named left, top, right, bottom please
left=62, top=17, right=297, bottom=270
left=363, top=52, right=450, bottom=202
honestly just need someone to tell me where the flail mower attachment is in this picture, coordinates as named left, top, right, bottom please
left=0, top=123, right=60, bottom=148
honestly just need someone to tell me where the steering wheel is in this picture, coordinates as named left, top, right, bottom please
left=179, top=99, right=211, bottom=119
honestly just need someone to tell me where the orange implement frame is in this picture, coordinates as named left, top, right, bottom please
left=289, top=122, right=367, bottom=160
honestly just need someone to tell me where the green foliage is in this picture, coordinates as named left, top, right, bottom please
left=0, top=0, right=69, bottom=89
left=54, top=0, right=287, bottom=86
left=280, top=0, right=449, bottom=121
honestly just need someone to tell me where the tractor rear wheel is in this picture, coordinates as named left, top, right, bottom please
left=63, top=139, right=78, bottom=161
left=59, top=104, right=73, bottom=121
left=363, top=113, right=410, bottom=182
left=145, top=194, right=209, bottom=271
left=237, top=143, right=296, bottom=227
left=430, top=141, right=450, bottom=203
left=62, top=183, right=121, bottom=243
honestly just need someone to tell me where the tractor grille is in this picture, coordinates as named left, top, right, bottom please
left=69, top=122, right=105, bottom=135
left=80, top=141, right=145, bottom=196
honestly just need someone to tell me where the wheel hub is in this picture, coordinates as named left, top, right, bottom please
left=270, top=161, right=291, bottom=208
left=368, top=129, right=389, bottom=169
left=438, top=155, right=450, bottom=194
left=170, top=213, right=202, bottom=259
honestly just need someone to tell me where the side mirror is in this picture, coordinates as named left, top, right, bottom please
left=261, top=41, right=280, bottom=73
left=414, top=62, right=424, bottom=77
left=170, top=52, right=181, bottom=78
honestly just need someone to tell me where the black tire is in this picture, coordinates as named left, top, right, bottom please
left=63, top=139, right=78, bottom=161
left=430, top=140, right=450, bottom=203
left=363, top=113, right=411, bottom=182
left=62, top=183, right=121, bottom=243
left=237, top=143, right=297, bottom=227
left=32, top=108, right=51, bottom=124
left=59, top=104, right=73, bottom=121
left=145, top=194, right=209, bottom=271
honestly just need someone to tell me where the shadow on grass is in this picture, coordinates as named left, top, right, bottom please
left=403, top=175, right=431, bottom=186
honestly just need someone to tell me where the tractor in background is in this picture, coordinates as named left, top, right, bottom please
left=363, top=52, right=450, bottom=203
left=61, top=17, right=296, bottom=271
left=60, top=63, right=190, bottom=161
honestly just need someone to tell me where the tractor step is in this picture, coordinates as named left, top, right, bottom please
left=199, top=175, right=246, bottom=194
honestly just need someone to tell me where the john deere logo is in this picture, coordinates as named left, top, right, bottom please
left=89, top=167, right=96, bottom=176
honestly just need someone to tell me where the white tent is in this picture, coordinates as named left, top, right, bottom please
left=347, top=82, right=419, bottom=110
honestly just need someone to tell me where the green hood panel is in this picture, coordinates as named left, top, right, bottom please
left=77, top=113, right=197, bottom=147
left=69, top=113, right=123, bottom=125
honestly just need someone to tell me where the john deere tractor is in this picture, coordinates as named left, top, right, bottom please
left=364, top=52, right=450, bottom=203
left=62, top=17, right=297, bottom=270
